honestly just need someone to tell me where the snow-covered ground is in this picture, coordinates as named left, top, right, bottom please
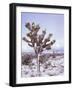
left=21, top=56, right=64, bottom=77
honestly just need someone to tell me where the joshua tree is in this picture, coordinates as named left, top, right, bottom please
left=23, top=22, right=56, bottom=76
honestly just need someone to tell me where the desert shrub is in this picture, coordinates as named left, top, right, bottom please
left=39, top=55, right=48, bottom=64
left=22, top=54, right=32, bottom=65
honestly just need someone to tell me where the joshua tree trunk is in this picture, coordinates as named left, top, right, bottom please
left=34, top=46, right=40, bottom=76
left=37, top=53, right=40, bottom=76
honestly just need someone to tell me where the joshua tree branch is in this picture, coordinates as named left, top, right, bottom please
left=23, top=37, right=31, bottom=43
left=28, top=43, right=34, bottom=47
left=42, top=40, right=56, bottom=48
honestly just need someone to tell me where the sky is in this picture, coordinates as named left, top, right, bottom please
left=21, top=12, right=64, bottom=52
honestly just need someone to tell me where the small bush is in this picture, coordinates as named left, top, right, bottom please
left=39, top=55, right=48, bottom=64
left=22, top=54, right=32, bottom=65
